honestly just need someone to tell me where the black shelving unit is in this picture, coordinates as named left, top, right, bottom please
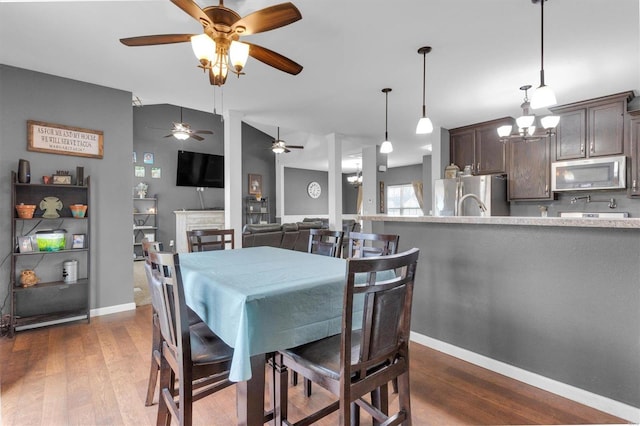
left=10, top=171, right=91, bottom=336
left=133, top=196, right=158, bottom=261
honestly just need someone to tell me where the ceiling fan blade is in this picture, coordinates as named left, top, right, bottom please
left=190, top=134, right=205, bottom=141
left=170, top=0, right=212, bottom=27
left=284, top=148, right=291, bottom=153
left=163, top=134, right=174, bottom=138
left=120, top=34, right=195, bottom=46
left=194, top=130, right=214, bottom=135
left=246, top=42, right=302, bottom=75
left=233, top=2, right=301, bottom=36
left=286, top=145, right=304, bottom=149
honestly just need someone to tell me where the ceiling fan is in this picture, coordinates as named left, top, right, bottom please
left=271, top=127, right=303, bottom=153
left=120, top=0, right=303, bottom=86
left=164, top=107, right=213, bottom=141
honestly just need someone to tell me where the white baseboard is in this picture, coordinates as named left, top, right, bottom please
left=91, top=302, right=136, bottom=317
left=410, top=331, right=640, bottom=424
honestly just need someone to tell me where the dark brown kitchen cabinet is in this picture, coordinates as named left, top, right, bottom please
left=551, top=92, right=632, bottom=161
left=629, top=110, right=640, bottom=197
left=450, top=117, right=512, bottom=175
left=508, top=137, right=552, bottom=200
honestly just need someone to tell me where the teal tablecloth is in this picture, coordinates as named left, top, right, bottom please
left=179, top=246, right=349, bottom=382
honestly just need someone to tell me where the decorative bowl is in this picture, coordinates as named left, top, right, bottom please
left=16, top=204, right=36, bottom=219
left=69, top=204, right=87, bottom=218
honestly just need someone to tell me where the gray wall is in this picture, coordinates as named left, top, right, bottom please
left=283, top=167, right=364, bottom=216
left=0, top=64, right=133, bottom=310
left=132, top=106, right=275, bottom=242
left=283, top=167, right=328, bottom=215
left=133, top=104, right=225, bottom=246
left=383, top=220, right=640, bottom=408
left=241, top=122, right=277, bottom=225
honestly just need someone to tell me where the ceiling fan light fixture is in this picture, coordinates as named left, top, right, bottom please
left=191, top=34, right=216, bottom=64
left=173, top=130, right=190, bottom=141
left=416, top=46, right=434, bottom=135
left=230, top=41, right=250, bottom=73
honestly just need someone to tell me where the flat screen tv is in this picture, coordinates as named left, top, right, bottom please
left=176, top=150, right=224, bottom=188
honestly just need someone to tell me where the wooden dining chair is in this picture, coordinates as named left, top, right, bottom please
left=141, top=239, right=206, bottom=407
left=150, top=251, right=234, bottom=426
left=346, top=231, right=400, bottom=258
left=275, top=248, right=420, bottom=426
left=292, top=228, right=346, bottom=397
left=186, top=228, right=235, bottom=252
left=141, top=238, right=164, bottom=406
left=307, top=228, right=344, bottom=258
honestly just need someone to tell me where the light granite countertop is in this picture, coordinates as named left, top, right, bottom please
left=359, top=214, right=640, bottom=229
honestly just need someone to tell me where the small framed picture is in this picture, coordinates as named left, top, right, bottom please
left=143, top=152, right=154, bottom=164
left=151, top=167, right=161, bottom=179
left=134, top=166, right=145, bottom=177
left=18, top=236, right=33, bottom=253
left=72, top=234, right=86, bottom=249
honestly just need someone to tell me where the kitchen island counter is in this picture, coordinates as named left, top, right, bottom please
left=359, top=214, right=640, bottom=422
left=359, top=214, right=640, bottom=229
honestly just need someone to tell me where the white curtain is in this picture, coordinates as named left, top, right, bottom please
left=356, top=186, right=363, bottom=214
left=412, top=181, right=425, bottom=214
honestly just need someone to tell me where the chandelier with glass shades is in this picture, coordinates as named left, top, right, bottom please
left=497, top=85, right=559, bottom=141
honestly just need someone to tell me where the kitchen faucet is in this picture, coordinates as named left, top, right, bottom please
left=457, top=193, right=488, bottom=216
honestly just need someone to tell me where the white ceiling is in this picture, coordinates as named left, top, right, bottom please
left=1, top=0, right=638, bottom=172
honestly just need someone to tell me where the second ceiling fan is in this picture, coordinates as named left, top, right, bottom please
left=120, top=0, right=303, bottom=86
left=272, top=127, right=303, bottom=153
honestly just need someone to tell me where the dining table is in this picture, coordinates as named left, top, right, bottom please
left=178, top=246, right=353, bottom=426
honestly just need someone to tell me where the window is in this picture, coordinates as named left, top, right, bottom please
left=386, top=184, right=421, bottom=216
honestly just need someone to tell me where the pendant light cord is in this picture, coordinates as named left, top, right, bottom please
left=422, top=51, right=426, bottom=117
left=385, top=90, right=389, bottom=141
left=539, top=0, right=546, bottom=85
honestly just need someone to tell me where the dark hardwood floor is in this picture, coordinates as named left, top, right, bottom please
left=0, top=305, right=628, bottom=425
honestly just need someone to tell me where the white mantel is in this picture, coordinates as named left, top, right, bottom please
left=174, top=210, right=225, bottom=253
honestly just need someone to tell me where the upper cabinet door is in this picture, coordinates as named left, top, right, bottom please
left=450, top=128, right=475, bottom=172
left=508, top=137, right=551, bottom=200
left=476, top=124, right=506, bottom=175
left=589, top=100, right=625, bottom=157
left=555, top=109, right=586, bottom=160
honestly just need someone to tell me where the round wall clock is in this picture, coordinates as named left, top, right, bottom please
left=307, top=181, right=321, bottom=199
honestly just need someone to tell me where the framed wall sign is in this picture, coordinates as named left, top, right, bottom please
left=72, top=234, right=86, bottom=249
left=27, top=120, right=104, bottom=159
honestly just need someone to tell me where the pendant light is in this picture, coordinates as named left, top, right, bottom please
left=380, top=88, right=393, bottom=154
left=416, top=46, right=434, bottom=134
left=530, top=0, right=557, bottom=109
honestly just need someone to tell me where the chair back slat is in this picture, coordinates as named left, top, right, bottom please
left=141, top=238, right=162, bottom=265
left=149, top=251, right=191, bottom=363
left=308, top=229, right=344, bottom=258
left=346, top=232, right=399, bottom=258
left=342, top=248, right=419, bottom=380
left=187, top=229, right=235, bottom=252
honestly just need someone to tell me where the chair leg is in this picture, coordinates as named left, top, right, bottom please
left=371, top=384, right=389, bottom=426
left=145, top=315, right=161, bottom=406
left=396, top=371, right=412, bottom=426
left=274, top=354, right=289, bottom=425
left=156, top=354, right=172, bottom=426
left=304, top=378, right=312, bottom=397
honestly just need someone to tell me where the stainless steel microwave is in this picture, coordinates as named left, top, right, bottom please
left=551, top=155, right=626, bottom=191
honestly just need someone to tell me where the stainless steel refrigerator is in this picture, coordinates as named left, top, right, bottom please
left=433, top=174, right=509, bottom=216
